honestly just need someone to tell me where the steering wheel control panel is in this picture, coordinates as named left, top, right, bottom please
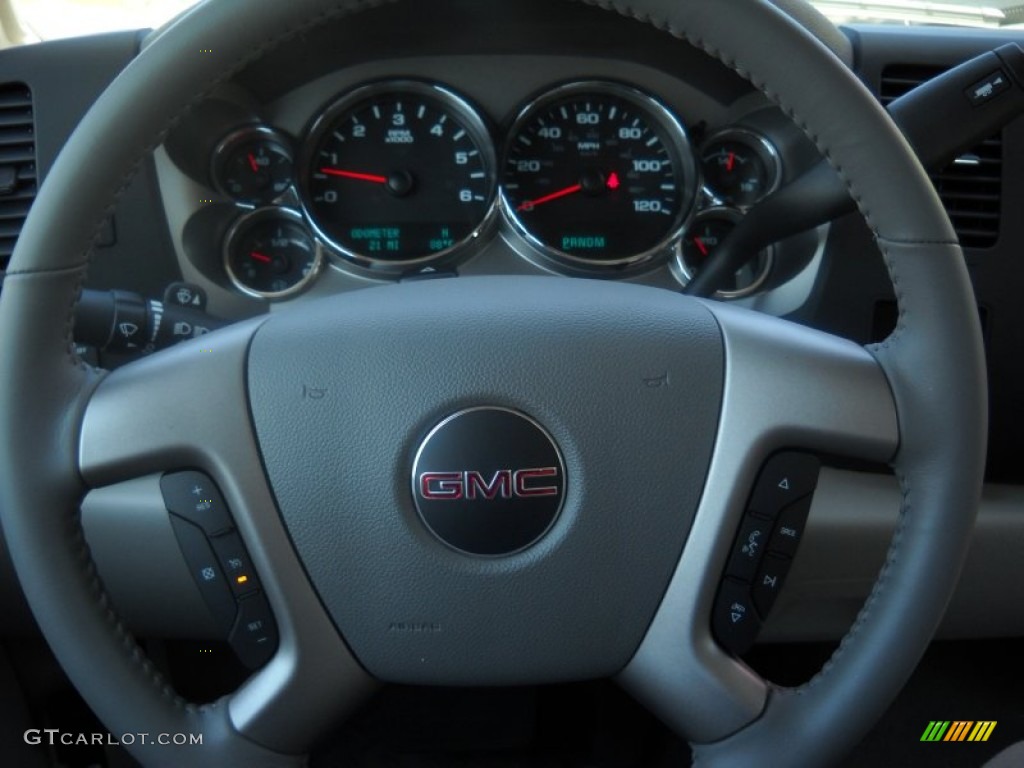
left=712, top=451, right=821, bottom=656
left=160, top=470, right=278, bottom=670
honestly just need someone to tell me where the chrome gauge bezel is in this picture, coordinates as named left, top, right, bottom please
left=223, top=207, right=325, bottom=301
left=672, top=206, right=774, bottom=300
left=499, top=80, right=699, bottom=277
left=699, top=127, right=783, bottom=209
left=298, top=79, right=500, bottom=278
left=211, top=125, right=296, bottom=206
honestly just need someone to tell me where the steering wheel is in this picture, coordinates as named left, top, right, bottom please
left=0, top=1, right=987, bottom=766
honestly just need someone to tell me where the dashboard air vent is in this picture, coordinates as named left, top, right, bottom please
left=880, top=64, right=1001, bottom=249
left=0, top=83, right=35, bottom=273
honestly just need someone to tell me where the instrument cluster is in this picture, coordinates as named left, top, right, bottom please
left=201, top=78, right=785, bottom=301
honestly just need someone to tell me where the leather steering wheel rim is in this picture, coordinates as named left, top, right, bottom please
left=0, top=1, right=986, bottom=766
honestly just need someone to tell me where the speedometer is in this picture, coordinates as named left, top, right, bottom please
left=501, top=81, right=698, bottom=274
left=300, top=81, right=498, bottom=274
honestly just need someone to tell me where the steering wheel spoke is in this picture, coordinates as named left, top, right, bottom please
left=0, top=1, right=986, bottom=765
left=78, top=321, right=374, bottom=758
left=619, top=305, right=899, bottom=743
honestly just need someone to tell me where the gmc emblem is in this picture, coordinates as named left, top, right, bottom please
left=419, top=468, right=560, bottom=501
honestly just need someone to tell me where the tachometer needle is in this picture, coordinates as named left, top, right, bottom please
left=693, top=237, right=709, bottom=257
left=319, top=167, right=389, bottom=184
left=248, top=153, right=260, bottom=173
left=517, top=183, right=583, bottom=212
left=725, top=152, right=736, bottom=172
left=250, top=251, right=273, bottom=264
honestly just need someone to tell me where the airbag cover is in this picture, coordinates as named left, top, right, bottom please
left=247, top=277, right=723, bottom=684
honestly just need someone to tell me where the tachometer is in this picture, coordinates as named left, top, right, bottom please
left=300, top=81, right=498, bottom=274
left=501, top=81, right=698, bottom=274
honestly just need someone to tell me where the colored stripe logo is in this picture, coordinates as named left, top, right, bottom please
left=921, top=721, right=997, bottom=742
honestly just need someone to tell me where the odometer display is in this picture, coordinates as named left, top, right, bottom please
left=300, top=81, right=497, bottom=272
left=501, top=82, right=698, bottom=272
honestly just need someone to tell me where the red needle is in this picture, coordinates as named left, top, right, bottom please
left=726, top=152, right=736, bottom=172
left=693, top=238, right=709, bottom=257
left=250, top=251, right=272, bottom=264
left=517, top=183, right=583, bottom=212
left=247, top=153, right=259, bottom=173
left=320, top=167, right=389, bottom=184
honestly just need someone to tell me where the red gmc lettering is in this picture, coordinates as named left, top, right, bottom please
left=466, top=471, right=513, bottom=500
left=419, top=468, right=559, bottom=500
left=513, top=467, right=559, bottom=497
left=420, top=472, right=463, bottom=500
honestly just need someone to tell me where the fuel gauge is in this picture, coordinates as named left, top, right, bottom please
left=212, top=126, right=295, bottom=205
left=224, top=208, right=322, bottom=299
left=701, top=128, right=782, bottom=208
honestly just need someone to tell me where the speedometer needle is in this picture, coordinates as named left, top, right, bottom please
left=319, top=167, right=389, bottom=184
left=250, top=251, right=273, bottom=264
left=517, top=183, right=583, bottom=212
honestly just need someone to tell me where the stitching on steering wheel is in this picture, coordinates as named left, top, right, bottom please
left=579, top=0, right=932, bottom=727
left=4, top=262, right=89, bottom=277
left=43, top=0, right=401, bottom=369
left=796, top=469, right=912, bottom=692
left=578, top=0, right=958, bottom=255
left=794, top=240, right=913, bottom=692
left=32, top=0, right=939, bottom=742
left=76, top=517, right=195, bottom=712
left=37, top=0, right=410, bottom=724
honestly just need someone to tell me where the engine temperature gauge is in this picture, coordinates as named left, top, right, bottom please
left=701, top=128, right=782, bottom=208
left=224, top=208, right=323, bottom=299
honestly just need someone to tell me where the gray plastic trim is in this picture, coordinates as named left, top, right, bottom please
left=80, top=469, right=1024, bottom=643
left=153, top=55, right=823, bottom=323
left=761, top=470, right=1024, bottom=643
left=77, top=319, right=375, bottom=754
left=616, top=301, right=899, bottom=743
left=81, top=476, right=220, bottom=638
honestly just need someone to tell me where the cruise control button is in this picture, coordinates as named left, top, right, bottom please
left=168, top=516, right=237, bottom=636
left=748, top=452, right=820, bottom=520
left=769, top=496, right=812, bottom=558
left=229, top=592, right=278, bottom=670
left=712, top=578, right=761, bottom=656
left=725, top=515, right=773, bottom=583
left=160, top=471, right=234, bottom=536
left=753, top=554, right=792, bottom=620
left=209, top=531, right=260, bottom=598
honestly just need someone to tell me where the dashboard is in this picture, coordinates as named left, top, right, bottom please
left=1, top=1, right=1024, bottom=764
left=0, top=0, right=1023, bottom=667
left=157, top=48, right=821, bottom=319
